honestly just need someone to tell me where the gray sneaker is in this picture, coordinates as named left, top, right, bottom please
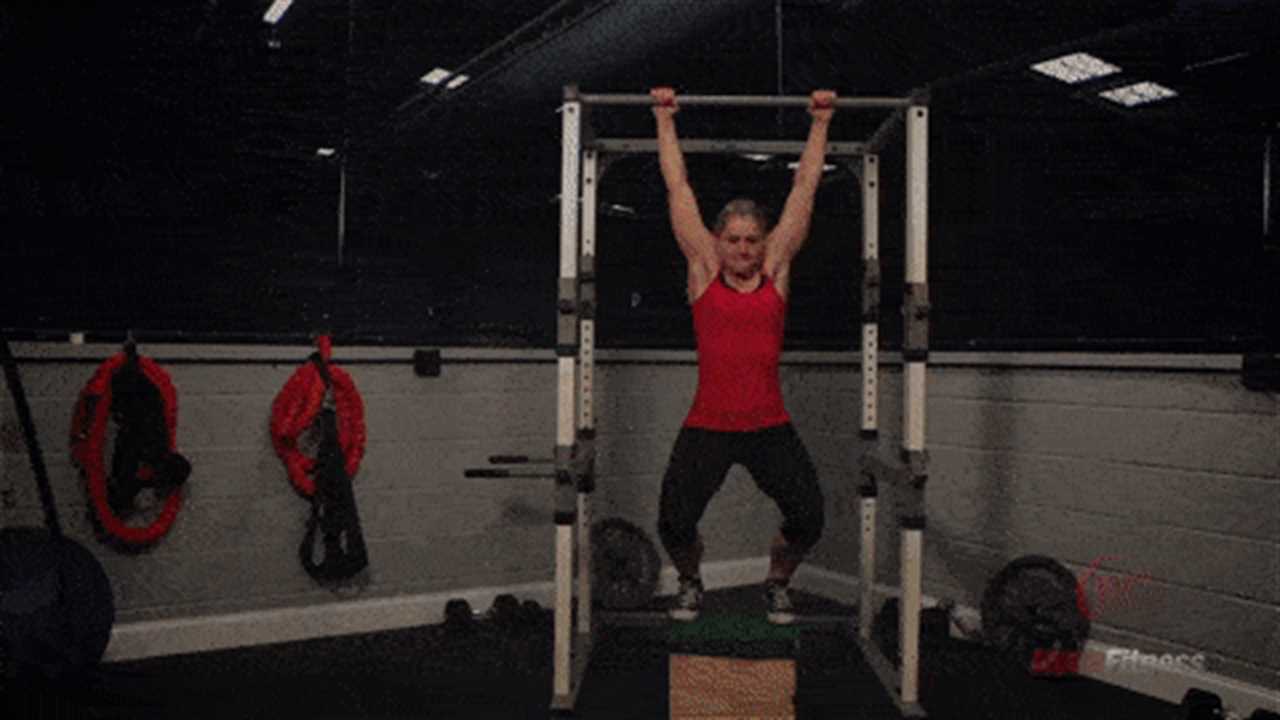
left=669, top=576, right=703, bottom=621
left=765, top=582, right=795, bottom=625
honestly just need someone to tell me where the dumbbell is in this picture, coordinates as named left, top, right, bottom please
left=1182, top=689, right=1280, bottom=720
left=1183, top=689, right=1225, bottom=719
left=442, top=598, right=476, bottom=635
left=490, top=595, right=550, bottom=633
left=520, top=599, right=546, bottom=629
left=487, top=593, right=522, bottom=631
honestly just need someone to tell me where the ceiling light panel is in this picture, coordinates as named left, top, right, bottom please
left=420, top=68, right=452, bottom=85
left=1031, top=52, right=1121, bottom=84
left=263, top=0, right=295, bottom=25
left=1099, top=81, right=1178, bottom=107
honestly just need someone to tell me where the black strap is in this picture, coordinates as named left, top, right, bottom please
left=298, top=357, right=368, bottom=584
left=308, top=351, right=335, bottom=389
left=107, top=356, right=187, bottom=519
left=0, top=333, right=62, bottom=537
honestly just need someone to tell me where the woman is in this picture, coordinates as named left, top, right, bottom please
left=651, top=86, right=835, bottom=624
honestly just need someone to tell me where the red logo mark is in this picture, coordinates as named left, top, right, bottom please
left=1074, top=555, right=1155, bottom=622
left=1031, top=649, right=1118, bottom=677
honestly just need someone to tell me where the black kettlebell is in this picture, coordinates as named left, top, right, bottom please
left=488, top=593, right=521, bottom=632
left=442, top=598, right=475, bottom=635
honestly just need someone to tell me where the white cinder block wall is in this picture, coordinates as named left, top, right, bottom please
left=0, top=343, right=563, bottom=625
left=0, top=343, right=1275, bottom=692
left=792, top=355, right=1278, bottom=692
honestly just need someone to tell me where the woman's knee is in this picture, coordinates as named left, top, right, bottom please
left=782, top=487, right=825, bottom=552
left=657, top=514, right=697, bottom=554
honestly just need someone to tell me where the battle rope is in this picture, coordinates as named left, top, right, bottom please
left=70, top=345, right=190, bottom=548
left=270, top=336, right=368, bottom=583
left=269, top=336, right=366, bottom=497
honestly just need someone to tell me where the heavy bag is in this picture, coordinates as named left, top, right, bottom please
left=0, top=527, right=115, bottom=682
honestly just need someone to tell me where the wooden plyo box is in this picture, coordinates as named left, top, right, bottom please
left=669, top=654, right=797, bottom=719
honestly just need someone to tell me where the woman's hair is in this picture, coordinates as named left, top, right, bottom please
left=713, top=198, right=770, bottom=236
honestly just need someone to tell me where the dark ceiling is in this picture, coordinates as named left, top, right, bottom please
left=2, top=0, right=1277, bottom=347
left=5, top=0, right=1277, bottom=222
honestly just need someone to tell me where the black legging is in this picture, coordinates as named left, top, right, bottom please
left=657, top=423, right=824, bottom=557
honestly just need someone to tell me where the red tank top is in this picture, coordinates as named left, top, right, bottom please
left=683, top=274, right=791, bottom=431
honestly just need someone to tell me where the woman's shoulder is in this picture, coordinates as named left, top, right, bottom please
left=687, top=258, right=720, bottom=305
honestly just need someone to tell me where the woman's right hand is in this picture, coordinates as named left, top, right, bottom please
left=651, top=86, right=678, bottom=118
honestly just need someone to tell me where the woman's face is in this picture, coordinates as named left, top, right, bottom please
left=717, top=215, right=766, bottom=277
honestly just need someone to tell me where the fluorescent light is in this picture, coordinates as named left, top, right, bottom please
left=420, top=68, right=451, bottom=85
left=787, top=162, right=838, bottom=172
left=316, top=147, right=336, bottom=157
left=1099, top=81, right=1178, bottom=107
left=741, top=153, right=773, bottom=162
left=420, top=68, right=469, bottom=89
left=1031, top=52, right=1121, bottom=84
left=263, top=0, right=295, bottom=25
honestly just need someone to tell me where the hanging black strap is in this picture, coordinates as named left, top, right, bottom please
left=0, top=333, right=62, bottom=538
left=107, top=353, right=174, bottom=518
left=298, top=354, right=368, bottom=584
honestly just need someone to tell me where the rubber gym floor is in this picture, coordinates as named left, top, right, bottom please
left=6, top=585, right=1181, bottom=719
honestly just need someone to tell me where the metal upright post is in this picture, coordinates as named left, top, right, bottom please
left=576, top=146, right=600, bottom=636
left=858, top=152, right=881, bottom=642
left=898, top=104, right=930, bottom=717
left=552, top=85, right=583, bottom=713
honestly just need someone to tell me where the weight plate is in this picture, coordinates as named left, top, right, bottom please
left=0, top=528, right=115, bottom=681
left=981, top=555, right=1090, bottom=672
left=591, top=518, right=660, bottom=610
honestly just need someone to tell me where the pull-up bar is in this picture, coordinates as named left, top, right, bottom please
left=590, top=138, right=866, bottom=156
left=574, top=91, right=913, bottom=110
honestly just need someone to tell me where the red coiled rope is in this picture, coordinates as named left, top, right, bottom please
left=270, top=336, right=366, bottom=497
left=70, top=352, right=184, bottom=547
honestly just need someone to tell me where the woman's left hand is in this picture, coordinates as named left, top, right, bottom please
left=809, top=90, right=836, bottom=121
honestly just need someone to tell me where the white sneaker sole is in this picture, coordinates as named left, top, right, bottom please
left=767, top=612, right=795, bottom=625
left=669, top=608, right=700, bottom=622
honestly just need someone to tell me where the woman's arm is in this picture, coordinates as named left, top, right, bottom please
left=766, top=90, right=836, bottom=271
left=652, top=87, right=716, bottom=270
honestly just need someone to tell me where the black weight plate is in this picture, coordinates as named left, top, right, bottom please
left=0, top=527, right=115, bottom=680
left=591, top=517, right=660, bottom=610
left=981, top=555, right=1089, bottom=671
